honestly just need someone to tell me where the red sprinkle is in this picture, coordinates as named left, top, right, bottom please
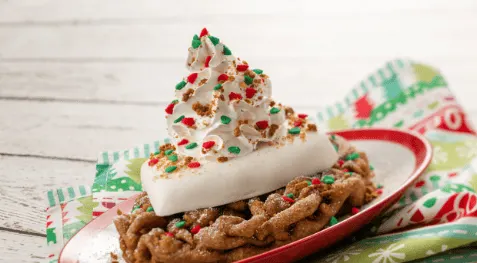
left=187, top=73, right=198, bottom=84
left=338, top=160, right=345, bottom=167
left=188, top=162, right=201, bottom=168
left=256, top=120, right=269, bottom=129
left=298, top=113, right=308, bottom=119
left=236, top=64, right=249, bottom=72
left=190, top=225, right=201, bottom=234
left=204, top=56, right=212, bottom=68
left=148, top=158, right=159, bottom=166
left=245, top=87, right=257, bottom=98
left=181, top=117, right=195, bottom=127
left=177, top=139, right=189, bottom=146
left=202, top=141, right=215, bottom=149
left=342, top=169, right=349, bottom=173
left=351, top=207, right=360, bottom=215
left=199, top=28, right=208, bottom=38
left=165, top=232, right=174, bottom=237
left=294, top=120, right=302, bottom=127
left=312, top=178, right=321, bottom=185
left=217, top=74, right=228, bottom=82
left=377, top=189, right=383, bottom=195
left=229, top=92, right=243, bottom=101
left=165, top=103, right=175, bottom=114
left=282, top=196, right=295, bottom=204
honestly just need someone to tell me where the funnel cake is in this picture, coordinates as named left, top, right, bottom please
left=114, top=135, right=378, bottom=263
left=114, top=28, right=378, bottom=262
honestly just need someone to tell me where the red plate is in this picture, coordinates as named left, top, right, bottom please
left=59, top=128, right=432, bottom=263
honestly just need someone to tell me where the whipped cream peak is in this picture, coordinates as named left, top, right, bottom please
left=165, top=28, right=314, bottom=162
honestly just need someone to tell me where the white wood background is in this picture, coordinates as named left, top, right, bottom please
left=1, top=0, right=477, bottom=262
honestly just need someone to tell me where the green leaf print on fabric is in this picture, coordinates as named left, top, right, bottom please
left=381, top=74, right=404, bottom=101
left=125, top=158, right=147, bottom=184
left=412, top=63, right=440, bottom=83
left=95, top=163, right=110, bottom=178
left=107, top=176, right=142, bottom=192
left=393, top=120, right=405, bottom=128
left=327, top=114, right=350, bottom=130
left=91, top=166, right=115, bottom=192
left=429, top=139, right=477, bottom=171
left=75, top=196, right=98, bottom=224
left=323, top=238, right=472, bottom=263
left=46, top=228, right=57, bottom=245
left=63, top=221, right=86, bottom=241
left=469, top=174, right=477, bottom=191
left=441, top=183, right=475, bottom=194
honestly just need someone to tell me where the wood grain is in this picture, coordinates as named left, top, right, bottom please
left=0, top=155, right=94, bottom=234
left=0, top=230, right=45, bottom=263
left=0, top=0, right=475, bottom=23
left=1, top=17, right=476, bottom=60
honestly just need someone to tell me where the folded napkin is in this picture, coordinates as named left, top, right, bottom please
left=45, top=59, right=477, bottom=263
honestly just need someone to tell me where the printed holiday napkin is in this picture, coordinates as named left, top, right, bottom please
left=45, top=59, right=477, bottom=263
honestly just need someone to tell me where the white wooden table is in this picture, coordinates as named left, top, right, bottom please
left=1, top=1, right=477, bottom=262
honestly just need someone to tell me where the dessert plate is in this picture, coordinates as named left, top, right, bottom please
left=59, top=128, right=432, bottom=263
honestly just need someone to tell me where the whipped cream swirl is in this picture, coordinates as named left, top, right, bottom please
left=166, top=29, right=290, bottom=161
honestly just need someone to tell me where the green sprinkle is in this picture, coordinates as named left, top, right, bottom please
left=377, top=184, right=383, bottom=189
left=171, top=99, right=179, bottom=104
left=132, top=205, right=140, bottom=212
left=146, top=206, right=154, bottom=212
left=244, top=75, right=253, bottom=85
left=370, top=164, right=374, bottom=171
left=345, top=152, right=360, bottom=161
left=208, top=36, right=220, bottom=46
left=288, top=127, right=301, bottom=135
left=252, top=69, right=263, bottom=74
left=153, top=151, right=160, bottom=155
left=223, top=45, right=232, bottom=55
left=228, top=146, right=241, bottom=154
left=286, top=193, right=294, bottom=198
left=192, top=35, right=201, bottom=49
left=307, top=181, right=312, bottom=186
left=333, top=144, right=339, bottom=152
left=168, top=154, right=178, bottom=162
left=331, top=134, right=336, bottom=140
left=347, top=172, right=354, bottom=176
left=323, top=175, right=335, bottom=184
left=165, top=149, right=174, bottom=155
left=221, top=115, right=231, bottom=124
left=175, top=221, right=186, bottom=228
left=185, top=142, right=198, bottom=149
left=214, top=84, right=222, bottom=91
left=270, top=107, right=281, bottom=114
left=165, top=166, right=177, bottom=173
left=174, top=115, right=185, bottom=123
left=175, top=80, right=186, bottom=90
left=329, top=216, right=339, bottom=226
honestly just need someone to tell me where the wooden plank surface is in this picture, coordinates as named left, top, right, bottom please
left=0, top=231, right=45, bottom=263
left=0, top=155, right=94, bottom=234
left=2, top=19, right=477, bottom=60
left=1, top=0, right=475, bottom=22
